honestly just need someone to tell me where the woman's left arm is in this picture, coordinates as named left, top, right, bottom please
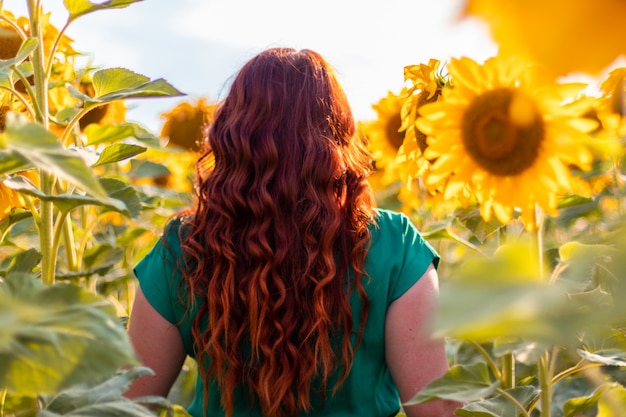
left=125, top=287, right=187, bottom=398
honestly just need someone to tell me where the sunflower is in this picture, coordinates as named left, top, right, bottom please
left=464, top=0, right=626, bottom=77
left=417, top=55, right=597, bottom=230
left=0, top=170, right=39, bottom=220
left=393, top=59, right=447, bottom=214
left=397, top=59, right=445, bottom=180
left=358, top=89, right=408, bottom=190
left=160, top=97, right=218, bottom=151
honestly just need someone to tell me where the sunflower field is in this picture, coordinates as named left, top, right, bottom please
left=1, top=1, right=626, bottom=417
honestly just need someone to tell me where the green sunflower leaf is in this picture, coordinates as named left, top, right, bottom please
left=456, top=386, right=538, bottom=417
left=40, top=367, right=156, bottom=417
left=406, top=362, right=499, bottom=405
left=89, top=68, right=184, bottom=102
left=0, top=150, right=31, bottom=176
left=92, top=143, right=146, bottom=167
left=0, top=272, right=138, bottom=396
left=64, top=0, right=144, bottom=22
left=2, top=113, right=108, bottom=198
left=3, top=175, right=128, bottom=214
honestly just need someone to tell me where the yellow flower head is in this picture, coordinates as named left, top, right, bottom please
left=417, top=55, right=596, bottom=230
left=360, top=89, right=407, bottom=187
left=464, top=0, right=626, bottom=77
left=392, top=59, right=447, bottom=212
left=160, top=98, right=218, bottom=151
left=400, top=59, right=446, bottom=158
left=0, top=170, right=39, bottom=220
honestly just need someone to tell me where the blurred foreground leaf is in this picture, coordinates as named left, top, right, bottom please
left=0, top=272, right=138, bottom=396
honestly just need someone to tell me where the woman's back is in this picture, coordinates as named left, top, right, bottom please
left=133, top=209, right=439, bottom=417
left=126, top=47, right=460, bottom=417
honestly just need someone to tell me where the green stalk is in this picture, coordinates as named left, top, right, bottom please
left=501, top=353, right=515, bottom=389
left=538, top=351, right=552, bottom=417
left=499, top=225, right=516, bottom=390
left=469, top=340, right=502, bottom=381
left=0, top=387, right=6, bottom=417
left=27, top=0, right=55, bottom=285
left=530, top=205, right=551, bottom=416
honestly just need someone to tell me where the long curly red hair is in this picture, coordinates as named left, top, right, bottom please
left=180, top=48, right=375, bottom=417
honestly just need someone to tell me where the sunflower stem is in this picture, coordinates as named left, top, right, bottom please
left=27, top=0, right=55, bottom=285
left=538, top=351, right=552, bottom=417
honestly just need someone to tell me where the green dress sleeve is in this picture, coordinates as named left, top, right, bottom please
left=133, top=219, right=186, bottom=325
left=390, top=210, right=439, bottom=302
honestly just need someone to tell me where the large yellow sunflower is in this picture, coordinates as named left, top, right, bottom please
left=464, top=0, right=626, bottom=77
left=361, top=88, right=408, bottom=188
left=417, top=55, right=597, bottom=230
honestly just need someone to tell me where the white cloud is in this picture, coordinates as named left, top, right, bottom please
left=9, top=0, right=497, bottom=129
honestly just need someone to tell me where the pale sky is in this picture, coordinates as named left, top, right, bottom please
left=10, top=0, right=497, bottom=132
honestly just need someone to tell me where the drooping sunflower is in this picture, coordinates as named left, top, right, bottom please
left=464, top=0, right=626, bottom=77
left=160, top=97, right=218, bottom=151
left=417, top=55, right=597, bottom=229
left=393, top=59, right=450, bottom=216
left=360, top=88, right=408, bottom=188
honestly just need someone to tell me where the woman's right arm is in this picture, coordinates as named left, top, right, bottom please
left=125, top=287, right=187, bottom=399
left=384, top=263, right=461, bottom=417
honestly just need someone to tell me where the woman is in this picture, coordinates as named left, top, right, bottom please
left=127, top=48, right=459, bottom=417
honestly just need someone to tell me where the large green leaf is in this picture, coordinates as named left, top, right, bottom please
left=40, top=367, right=154, bottom=416
left=92, top=143, right=146, bottom=167
left=406, top=362, right=500, bottom=405
left=82, top=243, right=125, bottom=275
left=6, top=248, right=41, bottom=274
left=128, top=159, right=171, bottom=179
left=100, top=177, right=142, bottom=218
left=0, top=272, right=138, bottom=396
left=63, top=0, right=145, bottom=21
left=2, top=113, right=108, bottom=198
left=563, top=382, right=626, bottom=417
left=456, top=386, right=538, bottom=417
left=3, top=175, right=128, bottom=214
left=84, top=122, right=161, bottom=147
left=0, top=150, right=31, bottom=176
left=87, top=68, right=183, bottom=102
left=434, top=281, right=583, bottom=345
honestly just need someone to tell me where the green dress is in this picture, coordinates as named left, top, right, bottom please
left=134, top=208, right=439, bottom=417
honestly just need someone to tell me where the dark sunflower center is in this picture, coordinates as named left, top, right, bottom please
left=461, top=88, right=544, bottom=176
left=385, top=112, right=404, bottom=150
